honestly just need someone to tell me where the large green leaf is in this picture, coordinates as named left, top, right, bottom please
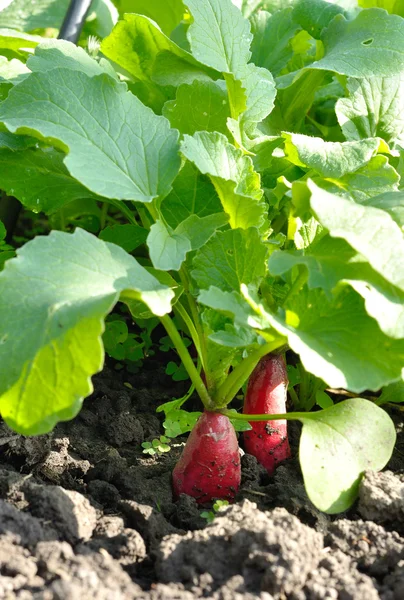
left=293, top=0, right=345, bottom=39
left=299, top=398, right=396, bottom=513
left=0, top=68, right=180, bottom=202
left=269, top=236, right=404, bottom=339
left=311, top=9, right=404, bottom=77
left=0, top=0, right=68, bottom=31
left=336, top=75, right=404, bottom=152
left=101, top=13, right=214, bottom=84
left=116, top=0, right=184, bottom=35
left=0, top=55, right=29, bottom=84
left=237, top=63, right=277, bottom=135
left=308, top=181, right=404, bottom=291
left=192, top=227, right=268, bottom=291
left=99, top=224, right=148, bottom=253
left=27, top=40, right=109, bottom=78
left=0, top=29, right=42, bottom=52
left=358, top=0, right=404, bottom=15
left=163, top=80, right=230, bottom=136
left=161, top=161, right=222, bottom=228
left=147, top=213, right=228, bottom=271
left=250, top=9, right=301, bottom=76
left=283, top=133, right=379, bottom=178
left=317, top=155, right=399, bottom=203
left=0, top=147, right=102, bottom=214
left=0, top=228, right=174, bottom=435
left=253, top=285, right=404, bottom=392
left=377, top=379, right=404, bottom=405
left=181, top=131, right=266, bottom=230
left=363, top=191, right=404, bottom=229
left=183, top=0, right=252, bottom=76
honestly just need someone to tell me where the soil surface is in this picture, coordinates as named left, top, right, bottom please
left=0, top=360, right=403, bottom=599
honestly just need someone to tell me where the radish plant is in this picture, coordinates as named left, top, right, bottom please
left=0, top=0, right=403, bottom=512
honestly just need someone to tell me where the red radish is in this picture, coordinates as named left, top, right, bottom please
left=172, top=411, right=241, bottom=504
left=243, top=354, right=291, bottom=475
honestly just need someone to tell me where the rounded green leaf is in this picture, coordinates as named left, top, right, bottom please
left=299, top=398, right=396, bottom=513
left=0, top=229, right=174, bottom=435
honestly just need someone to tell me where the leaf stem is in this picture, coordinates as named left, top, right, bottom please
left=214, top=338, right=287, bottom=408
left=288, top=385, right=300, bottom=408
left=106, top=199, right=138, bottom=226
left=160, top=314, right=212, bottom=410
left=220, top=408, right=313, bottom=422
left=174, top=301, right=203, bottom=361
left=179, top=268, right=210, bottom=382
left=282, top=269, right=307, bottom=306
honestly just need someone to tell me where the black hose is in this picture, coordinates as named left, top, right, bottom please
left=58, top=0, right=94, bottom=44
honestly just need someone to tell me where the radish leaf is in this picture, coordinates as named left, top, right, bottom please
left=299, top=398, right=396, bottom=513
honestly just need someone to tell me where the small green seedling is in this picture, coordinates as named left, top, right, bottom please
left=201, top=500, right=230, bottom=523
left=141, top=436, right=171, bottom=456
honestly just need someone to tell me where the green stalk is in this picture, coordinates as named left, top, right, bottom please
left=220, top=408, right=314, bottom=422
left=282, top=269, right=307, bottom=306
left=174, top=301, right=203, bottom=360
left=106, top=199, right=138, bottom=226
left=100, top=202, right=109, bottom=230
left=160, top=314, right=212, bottom=410
left=178, top=268, right=210, bottom=383
left=288, top=385, right=300, bottom=408
left=214, top=338, right=287, bottom=408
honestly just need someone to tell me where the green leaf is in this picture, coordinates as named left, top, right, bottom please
left=181, top=131, right=266, bottom=230
left=148, top=213, right=228, bottom=271
left=250, top=9, right=301, bottom=76
left=202, top=307, right=243, bottom=389
left=0, top=29, right=43, bottom=52
left=0, top=228, right=174, bottom=435
left=308, top=180, right=404, bottom=291
left=253, top=285, right=404, bottom=392
left=198, top=286, right=265, bottom=329
left=358, top=0, right=404, bottom=15
left=283, top=134, right=379, bottom=179
left=318, top=155, right=399, bottom=203
left=183, top=0, right=252, bottom=76
left=237, top=63, right=277, bottom=135
left=377, top=379, right=404, bottom=405
left=163, top=80, right=230, bottom=136
left=293, top=0, right=345, bottom=40
left=85, top=0, right=119, bottom=39
left=299, top=398, right=396, bottom=513
left=99, top=224, right=148, bottom=253
left=0, top=55, right=29, bottom=84
left=115, top=0, right=185, bottom=35
left=311, top=9, right=404, bottom=78
left=0, top=0, right=68, bottom=31
left=0, top=147, right=102, bottom=214
left=362, top=191, right=404, bottom=229
left=163, top=408, right=202, bottom=437
left=192, top=227, right=268, bottom=291
left=336, top=75, right=404, bottom=152
left=0, top=68, right=181, bottom=202
left=161, top=161, right=222, bottom=228
left=101, top=13, right=214, bottom=84
left=27, top=40, right=109, bottom=78
left=0, top=132, right=36, bottom=151
left=269, top=236, right=404, bottom=339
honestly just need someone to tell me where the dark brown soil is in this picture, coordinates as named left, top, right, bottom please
left=0, top=360, right=403, bottom=599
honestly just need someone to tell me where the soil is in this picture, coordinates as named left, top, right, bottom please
left=0, top=359, right=404, bottom=599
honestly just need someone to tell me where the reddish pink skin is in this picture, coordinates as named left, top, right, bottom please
left=243, top=354, right=291, bottom=475
left=172, top=411, right=241, bottom=504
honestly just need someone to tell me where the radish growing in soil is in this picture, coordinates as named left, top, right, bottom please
left=0, top=0, right=398, bottom=517
left=172, top=411, right=241, bottom=504
left=243, top=354, right=291, bottom=475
